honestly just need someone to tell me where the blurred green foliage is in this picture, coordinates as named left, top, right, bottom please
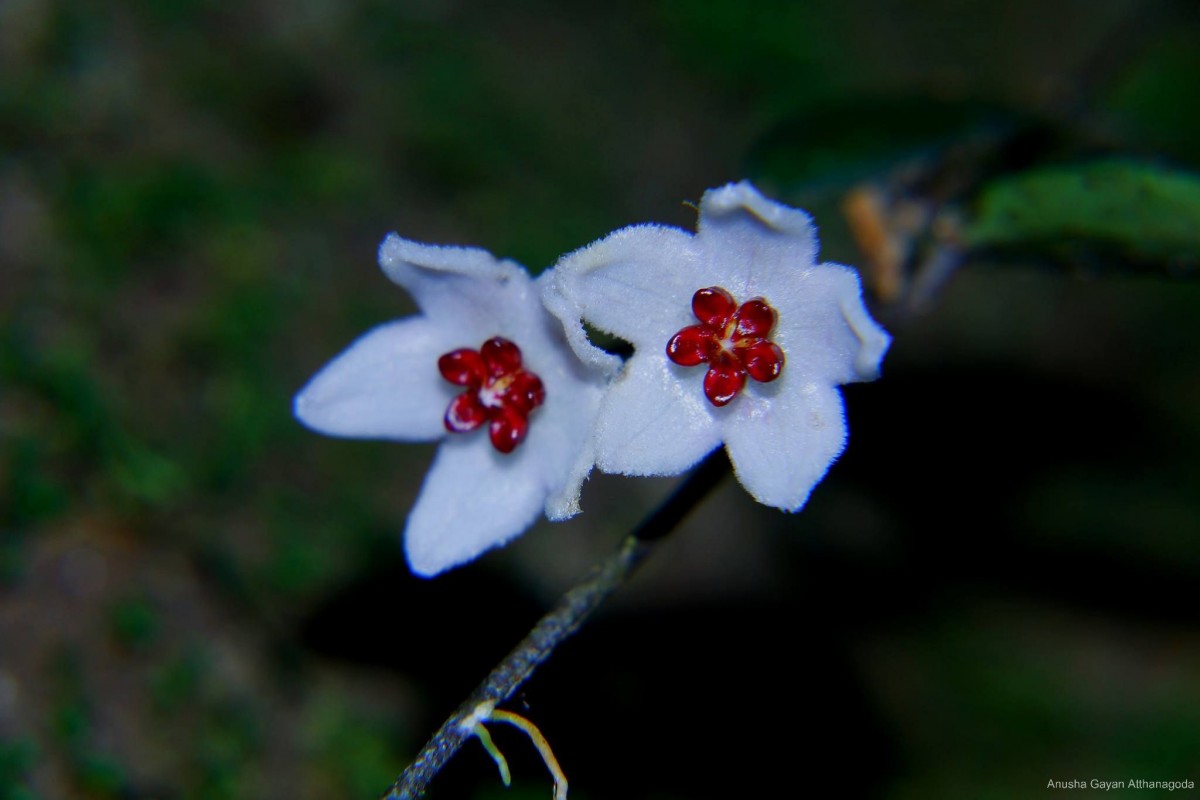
left=304, top=696, right=405, bottom=799
left=748, top=96, right=1011, bottom=190
left=108, top=594, right=162, bottom=651
left=0, top=740, right=39, bottom=800
left=149, top=650, right=207, bottom=714
left=1102, top=32, right=1200, bottom=164
left=882, top=610, right=1200, bottom=799
left=2, top=1, right=1200, bottom=798
left=968, top=160, right=1200, bottom=271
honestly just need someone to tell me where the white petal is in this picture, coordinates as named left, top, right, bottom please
left=540, top=273, right=624, bottom=377
left=550, top=224, right=706, bottom=350
left=544, top=444, right=597, bottom=520
left=722, top=379, right=847, bottom=511
left=399, top=282, right=608, bottom=575
left=766, top=262, right=891, bottom=386
left=836, top=267, right=892, bottom=380
left=529, top=374, right=606, bottom=522
left=378, top=233, right=528, bottom=326
left=297, top=234, right=615, bottom=576
left=404, top=436, right=545, bottom=576
left=593, top=354, right=722, bottom=476
left=695, top=181, right=818, bottom=298
left=294, top=317, right=449, bottom=440
left=520, top=286, right=609, bottom=519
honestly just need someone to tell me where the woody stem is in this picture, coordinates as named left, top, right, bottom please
left=378, top=449, right=731, bottom=799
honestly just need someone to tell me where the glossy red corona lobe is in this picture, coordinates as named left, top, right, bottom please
left=437, top=337, right=546, bottom=453
left=666, top=286, right=784, bottom=407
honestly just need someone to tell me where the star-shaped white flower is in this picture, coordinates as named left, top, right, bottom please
left=295, top=234, right=605, bottom=576
left=545, top=181, right=890, bottom=511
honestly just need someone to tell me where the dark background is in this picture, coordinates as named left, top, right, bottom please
left=3, top=1, right=1200, bottom=798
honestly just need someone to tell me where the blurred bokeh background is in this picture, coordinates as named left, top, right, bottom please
left=3, top=1, right=1200, bottom=798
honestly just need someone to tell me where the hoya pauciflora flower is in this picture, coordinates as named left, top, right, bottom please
left=545, top=182, right=890, bottom=511
left=295, top=234, right=605, bottom=576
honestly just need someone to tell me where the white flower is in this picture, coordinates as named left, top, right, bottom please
left=295, top=234, right=605, bottom=576
left=545, top=181, right=890, bottom=512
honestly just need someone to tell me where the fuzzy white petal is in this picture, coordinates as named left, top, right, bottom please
left=294, top=317, right=449, bottom=441
left=550, top=224, right=706, bottom=350
left=378, top=234, right=529, bottom=330
left=523, top=279, right=608, bottom=519
left=404, top=436, right=546, bottom=576
left=766, top=262, right=891, bottom=387
left=398, top=284, right=606, bottom=575
left=296, top=233, right=611, bottom=576
left=695, top=182, right=818, bottom=298
left=544, top=440, right=599, bottom=521
left=723, top=379, right=847, bottom=511
left=593, top=354, right=722, bottom=476
left=834, top=268, right=892, bottom=380
left=540, top=274, right=624, bottom=377
left=545, top=181, right=889, bottom=512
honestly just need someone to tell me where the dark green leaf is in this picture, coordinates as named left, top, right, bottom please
left=967, top=161, right=1200, bottom=273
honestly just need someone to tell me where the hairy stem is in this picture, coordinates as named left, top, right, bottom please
left=380, top=449, right=730, bottom=799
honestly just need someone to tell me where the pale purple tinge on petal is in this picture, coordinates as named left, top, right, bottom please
left=695, top=181, right=818, bottom=298
left=722, top=380, right=848, bottom=512
left=404, top=436, right=547, bottom=576
left=293, top=317, right=449, bottom=441
left=592, top=355, right=722, bottom=477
